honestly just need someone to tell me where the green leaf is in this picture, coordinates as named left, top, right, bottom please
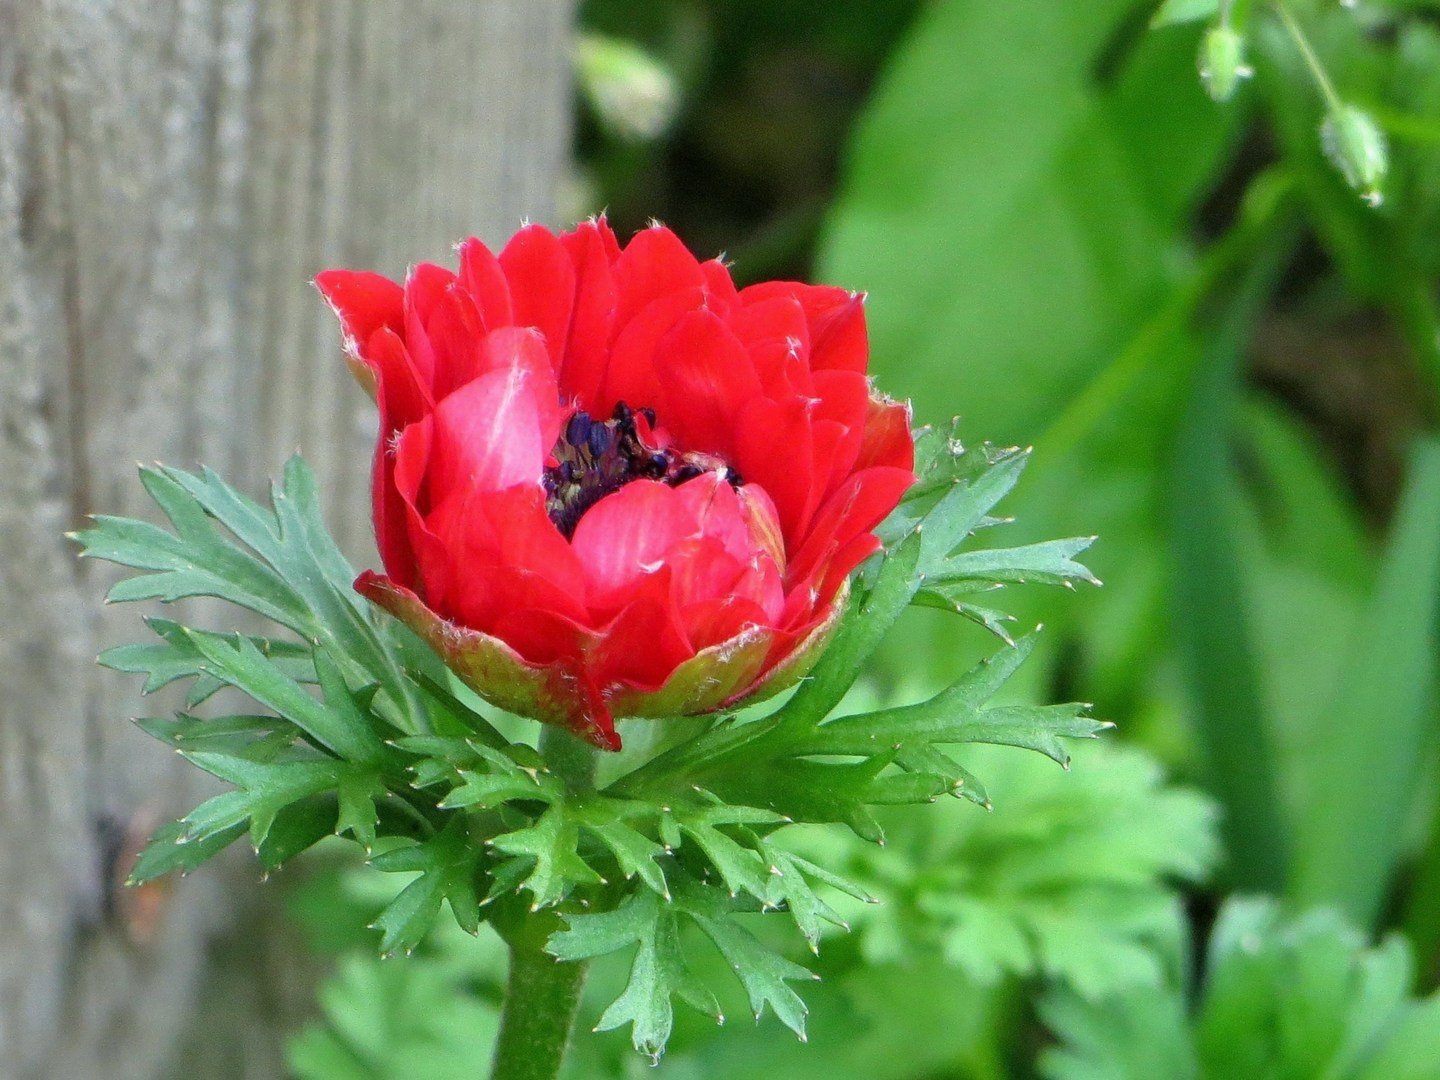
left=688, top=909, right=816, bottom=1038
left=1150, top=0, right=1218, bottom=27
left=128, top=819, right=246, bottom=886
left=369, top=821, right=483, bottom=954
left=1289, top=437, right=1440, bottom=926
left=98, top=618, right=314, bottom=702
left=548, top=889, right=718, bottom=1061
left=577, top=811, right=669, bottom=897
left=814, top=742, right=1217, bottom=1000
left=1168, top=245, right=1293, bottom=893
left=929, top=535, right=1100, bottom=588
left=802, top=634, right=1106, bottom=766
left=134, top=712, right=299, bottom=755
left=80, top=458, right=417, bottom=728
left=287, top=952, right=499, bottom=1080
left=488, top=806, right=603, bottom=910
left=439, top=769, right=560, bottom=810
left=673, top=803, right=783, bottom=900
left=337, top=770, right=385, bottom=850
left=180, top=752, right=342, bottom=850
left=775, top=529, right=923, bottom=732
left=819, top=0, right=1233, bottom=446
left=1042, top=897, right=1440, bottom=1080
left=184, top=631, right=386, bottom=764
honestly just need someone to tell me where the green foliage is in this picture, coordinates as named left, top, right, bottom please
left=796, top=742, right=1217, bottom=1000
left=1040, top=898, right=1440, bottom=1080
left=289, top=950, right=501, bottom=1080
left=821, top=0, right=1440, bottom=961
left=288, top=730, right=1215, bottom=1079
left=77, top=435, right=1099, bottom=1061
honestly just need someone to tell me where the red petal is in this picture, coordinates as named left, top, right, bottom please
left=596, top=286, right=704, bottom=416
left=314, top=270, right=404, bottom=361
left=789, top=466, right=915, bottom=587
left=652, top=309, right=762, bottom=457
left=367, top=327, right=433, bottom=432
left=403, top=263, right=458, bottom=388
left=426, top=486, right=589, bottom=630
left=808, top=293, right=868, bottom=374
left=499, top=224, right=575, bottom=372
left=558, top=221, right=619, bottom=407
left=738, top=282, right=867, bottom=374
left=426, top=285, right=487, bottom=400
left=855, top=394, right=915, bottom=473
left=732, top=395, right=818, bottom=546
left=429, top=358, right=552, bottom=497
left=457, top=236, right=515, bottom=329
left=810, top=369, right=872, bottom=492
left=570, top=479, right=700, bottom=613
left=614, top=225, right=706, bottom=328
left=700, top=257, right=739, bottom=312
left=587, top=595, right=695, bottom=692
left=477, top=327, right=565, bottom=436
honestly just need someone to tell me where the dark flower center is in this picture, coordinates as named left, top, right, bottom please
left=543, top=401, right=743, bottom=539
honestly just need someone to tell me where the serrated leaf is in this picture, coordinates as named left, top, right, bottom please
left=674, top=805, right=779, bottom=900
left=128, top=819, right=246, bottom=885
left=803, top=634, right=1104, bottom=765
left=180, top=752, right=341, bottom=849
left=930, top=535, right=1099, bottom=588
left=439, top=769, right=559, bottom=810
left=99, top=618, right=314, bottom=698
left=134, top=712, right=299, bottom=755
left=758, top=843, right=850, bottom=948
left=259, top=796, right=342, bottom=872
left=336, top=770, right=385, bottom=849
left=548, top=889, right=719, bottom=1061
left=688, top=909, right=815, bottom=1037
left=369, top=821, right=482, bottom=954
left=581, top=816, right=669, bottom=896
left=777, top=529, right=924, bottom=733
left=489, top=807, right=602, bottom=909
left=916, top=446, right=1032, bottom=572
left=184, top=631, right=385, bottom=764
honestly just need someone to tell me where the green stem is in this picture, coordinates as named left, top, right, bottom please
left=539, top=725, right=599, bottom=792
left=490, top=941, right=589, bottom=1080
left=487, top=726, right=600, bottom=1080
left=1272, top=0, right=1343, bottom=112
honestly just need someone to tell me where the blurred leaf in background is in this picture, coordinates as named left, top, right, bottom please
left=1041, top=897, right=1440, bottom=1080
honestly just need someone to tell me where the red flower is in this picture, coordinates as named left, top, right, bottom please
left=317, top=220, right=914, bottom=750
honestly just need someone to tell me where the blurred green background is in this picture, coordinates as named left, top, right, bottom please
left=288, top=2, right=1440, bottom=1076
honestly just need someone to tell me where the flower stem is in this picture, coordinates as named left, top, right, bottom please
left=490, top=940, right=589, bottom=1080
left=487, top=726, right=600, bottom=1080
left=539, top=725, right=599, bottom=791
left=1272, top=0, right=1342, bottom=112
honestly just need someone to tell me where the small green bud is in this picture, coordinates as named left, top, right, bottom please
left=574, top=34, right=679, bottom=142
left=1321, top=105, right=1388, bottom=206
left=1198, top=25, right=1251, bottom=103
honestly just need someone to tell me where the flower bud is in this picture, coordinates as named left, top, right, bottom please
left=1198, top=25, right=1251, bottom=103
left=1321, top=105, right=1388, bottom=206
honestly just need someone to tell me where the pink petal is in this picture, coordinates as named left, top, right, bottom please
left=570, top=479, right=700, bottom=613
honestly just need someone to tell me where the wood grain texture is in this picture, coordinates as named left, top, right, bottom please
left=0, top=2, right=572, bottom=1075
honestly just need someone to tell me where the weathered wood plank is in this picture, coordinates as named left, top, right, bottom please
left=0, top=2, right=571, bottom=1075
